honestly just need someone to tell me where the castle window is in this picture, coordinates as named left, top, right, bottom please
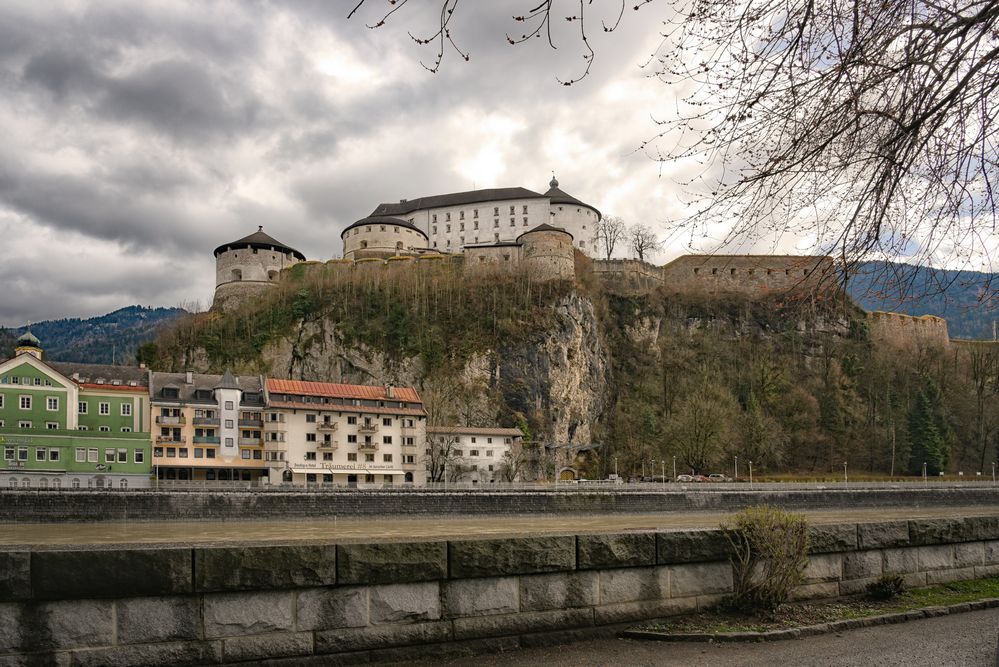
left=786, top=269, right=792, bottom=275
left=446, top=224, right=451, bottom=233
left=730, top=268, right=736, bottom=276
left=360, top=241, right=368, bottom=249
left=711, top=268, right=718, bottom=275
left=473, top=209, right=478, bottom=218
left=409, top=218, right=414, bottom=223
left=503, top=254, right=510, bottom=261
left=432, top=225, right=437, bottom=234
left=510, top=218, right=515, bottom=226
left=460, top=211, right=465, bottom=220
left=523, top=218, right=528, bottom=226
left=693, top=268, right=699, bottom=274
left=523, top=205, right=528, bottom=214
left=494, top=219, right=499, bottom=228
left=231, top=269, right=242, bottom=281
left=394, top=226, right=400, bottom=233
left=579, top=241, right=584, bottom=248
left=446, top=212, right=451, bottom=221
left=396, top=241, right=403, bottom=250
left=510, top=205, right=515, bottom=214
left=767, top=269, right=773, bottom=275
left=804, top=269, right=810, bottom=275
left=432, top=214, right=437, bottom=222
left=446, top=239, right=451, bottom=246
left=366, top=226, right=371, bottom=232
left=252, top=248, right=258, bottom=254
left=475, top=236, right=479, bottom=242
left=460, top=223, right=465, bottom=231
left=494, top=233, right=500, bottom=241
left=380, top=225, right=386, bottom=232
left=460, top=236, right=465, bottom=244
left=268, top=270, right=278, bottom=281
left=474, top=221, right=479, bottom=230
left=494, top=207, right=499, bottom=215
left=479, top=256, right=485, bottom=262
left=558, top=206, right=563, bottom=211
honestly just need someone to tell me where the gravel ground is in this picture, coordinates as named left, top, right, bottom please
left=391, top=607, right=999, bottom=667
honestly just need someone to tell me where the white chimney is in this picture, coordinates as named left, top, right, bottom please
left=185, top=371, right=194, bottom=384
left=385, top=384, right=395, bottom=399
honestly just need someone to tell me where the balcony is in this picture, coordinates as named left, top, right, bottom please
left=239, top=418, right=263, bottom=428
left=358, top=442, right=378, bottom=452
left=192, top=417, right=220, bottom=426
left=193, top=436, right=221, bottom=444
left=155, top=415, right=185, bottom=425
left=317, top=441, right=339, bottom=450
left=357, top=423, right=379, bottom=434
left=316, top=421, right=338, bottom=431
left=239, top=437, right=262, bottom=447
left=156, top=435, right=187, bottom=444
left=265, top=434, right=286, bottom=444
left=265, top=415, right=286, bottom=424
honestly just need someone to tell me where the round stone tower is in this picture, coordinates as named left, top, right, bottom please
left=212, top=227, right=305, bottom=312
left=341, top=216, right=429, bottom=260
left=517, top=223, right=575, bottom=282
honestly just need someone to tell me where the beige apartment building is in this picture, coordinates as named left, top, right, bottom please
left=427, top=426, right=524, bottom=483
left=262, top=379, right=426, bottom=486
left=148, top=370, right=267, bottom=482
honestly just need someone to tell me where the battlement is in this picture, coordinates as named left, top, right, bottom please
left=660, top=255, right=836, bottom=297
left=591, top=259, right=662, bottom=291
left=867, top=310, right=950, bottom=349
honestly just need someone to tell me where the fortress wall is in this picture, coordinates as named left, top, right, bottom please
left=343, top=223, right=427, bottom=260
left=213, top=248, right=301, bottom=312
left=867, top=311, right=951, bottom=349
left=661, top=255, right=835, bottom=298
left=1, top=513, right=997, bottom=664
left=592, top=259, right=663, bottom=291
left=464, top=244, right=522, bottom=275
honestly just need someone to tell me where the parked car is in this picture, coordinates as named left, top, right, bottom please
left=692, top=474, right=711, bottom=483
left=708, top=473, right=732, bottom=482
left=675, top=474, right=695, bottom=483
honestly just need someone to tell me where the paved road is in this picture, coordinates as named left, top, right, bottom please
left=394, top=608, right=999, bottom=667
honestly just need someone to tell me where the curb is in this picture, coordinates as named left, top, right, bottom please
left=622, top=597, right=999, bottom=643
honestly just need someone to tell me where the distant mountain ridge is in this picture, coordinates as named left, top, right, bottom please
left=846, top=261, right=996, bottom=340
left=1, top=306, right=187, bottom=364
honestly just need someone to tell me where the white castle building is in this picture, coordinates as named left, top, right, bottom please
left=341, top=177, right=601, bottom=259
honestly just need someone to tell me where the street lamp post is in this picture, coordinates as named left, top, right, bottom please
left=661, top=461, right=666, bottom=492
left=734, top=455, right=738, bottom=481
left=993, top=462, right=996, bottom=484
left=672, top=456, right=676, bottom=481
left=923, top=461, right=927, bottom=484
left=641, top=460, right=646, bottom=479
left=748, top=460, right=753, bottom=488
left=843, top=461, right=848, bottom=486
left=614, top=456, right=618, bottom=479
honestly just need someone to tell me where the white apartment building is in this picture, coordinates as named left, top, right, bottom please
left=427, top=426, right=525, bottom=483
left=263, top=379, right=426, bottom=486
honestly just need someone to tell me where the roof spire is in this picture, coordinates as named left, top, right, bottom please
left=550, top=171, right=558, bottom=189
left=258, top=225, right=263, bottom=232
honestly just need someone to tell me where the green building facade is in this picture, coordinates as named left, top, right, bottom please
left=0, top=333, right=151, bottom=488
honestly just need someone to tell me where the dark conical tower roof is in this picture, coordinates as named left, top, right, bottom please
left=16, top=330, right=41, bottom=349
left=214, top=368, right=240, bottom=390
left=213, top=226, right=305, bottom=260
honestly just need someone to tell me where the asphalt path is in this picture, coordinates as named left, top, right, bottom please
left=394, top=607, right=999, bottom=667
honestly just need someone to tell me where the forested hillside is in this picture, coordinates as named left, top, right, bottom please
left=2, top=306, right=186, bottom=364
left=147, top=260, right=999, bottom=480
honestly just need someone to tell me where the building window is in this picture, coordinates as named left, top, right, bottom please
left=121, top=403, right=132, bottom=416
left=18, top=421, right=31, bottom=429
left=206, top=449, right=216, bottom=459
left=105, top=448, right=116, bottom=463
left=471, top=437, right=477, bottom=443
left=306, top=433, right=317, bottom=442
left=432, top=214, right=437, bottom=222
left=523, top=217, right=529, bottom=226
left=382, top=418, right=392, bottom=426
left=347, top=453, right=357, bottom=461
left=306, top=414, right=317, bottom=423
left=225, top=401, right=234, bottom=410
left=36, top=447, right=46, bottom=461
left=241, top=449, right=250, bottom=459
left=347, top=416, right=357, bottom=425
left=383, top=454, right=393, bottom=462
left=459, top=211, right=465, bottom=220
left=121, top=427, right=131, bottom=433
left=225, top=419, right=234, bottom=428
left=446, top=212, right=451, bottom=221
left=383, top=436, right=392, bottom=444
left=46, top=397, right=58, bottom=411
left=78, top=401, right=87, bottom=414
left=99, top=426, right=110, bottom=432
left=364, top=453, right=375, bottom=462
left=347, top=434, right=357, bottom=443
left=224, top=437, right=234, bottom=447
left=49, top=449, right=60, bottom=461
left=19, top=395, right=31, bottom=410
left=46, top=422, right=58, bottom=430
left=99, top=402, right=109, bottom=416
left=194, top=448, right=204, bottom=458
left=432, top=225, right=437, bottom=234
left=117, top=449, right=128, bottom=463
left=470, top=450, right=479, bottom=457
left=88, top=448, right=98, bottom=463
left=17, top=447, right=27, bottom=460
left=75, top=448, right=85, bottom=463
left=305, top=452, right=316, bottom=461
left=323, top=452, right=333, bottom=461
left=493, top=219, right=499, bottom=228
left=134, top=450, right=144, bottom=463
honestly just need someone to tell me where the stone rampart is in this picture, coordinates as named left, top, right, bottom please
left=592, top=259, right=663, bottom=291
left=2, top=515, right=999, bottom=665
left=3, top=486, right=999, bottom=523
left=867, top=311, right=951, bottom=349
left=661, top=255, right=835, bottom=298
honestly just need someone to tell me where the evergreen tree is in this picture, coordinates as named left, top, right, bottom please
left=908, top=378, right=950, bottom=475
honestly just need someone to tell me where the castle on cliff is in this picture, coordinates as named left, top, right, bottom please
left=209, top=180, right=951, bottom=349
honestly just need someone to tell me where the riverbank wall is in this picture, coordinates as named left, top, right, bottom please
left=2, top=485, right=999, bottom=523
left=2, top=515, right=999, bottom=665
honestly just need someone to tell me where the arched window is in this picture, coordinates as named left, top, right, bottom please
left=396, top=241, right=403, bottom=250
left=282, top=470, right=293, bottom=483
left=20, top=478, right=29, bottom=488
left=39, top=478, right=48, bottom=489
left=72, top=478, right=80, bottom=489
left=52, top=478, right=61, bottom=489
left=120, top=479, right=128, bottom=489
left=8, top=478, right=17, bottom=488
left=404, top=472, right=414, bottom=483
left=231, top=268, right=242, bottom=281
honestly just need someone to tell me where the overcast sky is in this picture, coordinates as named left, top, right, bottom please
left=0, top=1, right=906, bottom=324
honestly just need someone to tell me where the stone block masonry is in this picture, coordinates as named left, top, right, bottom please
left=4, top=516, right=999, bottom=664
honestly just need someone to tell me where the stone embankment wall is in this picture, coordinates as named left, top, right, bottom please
left=3, top=486, right=999, bottom=523
left=867, top=311, right=951, bottom=350
left=2, top=516, right=999, bottom=665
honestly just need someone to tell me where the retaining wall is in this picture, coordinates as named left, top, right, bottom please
left=2, top=516, right=999, bottom=665
left=3, top=486, right=999, bottom=523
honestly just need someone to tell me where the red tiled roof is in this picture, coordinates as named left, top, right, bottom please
left=266, top=379, right=422, bottom=404
left=77, top=383, right=147, bottom=393
left=427, top=426, right=524, bottom=437
left=267, top=400, right=427, bottom=417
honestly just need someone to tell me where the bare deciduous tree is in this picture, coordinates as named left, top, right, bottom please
left=594, top=215, right=626, bottom=261
left=347, top=1, right=999, bottom=298
left=628, top=223, right=664, bottom=262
